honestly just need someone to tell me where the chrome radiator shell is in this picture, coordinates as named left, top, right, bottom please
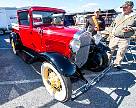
left=75, top=32, right=94, bottom=68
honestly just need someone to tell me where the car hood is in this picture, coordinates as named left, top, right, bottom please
left=42, top=26, right=81, bottom=37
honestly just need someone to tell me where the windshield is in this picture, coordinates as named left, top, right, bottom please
left=32, top=11, right=64, bottom=26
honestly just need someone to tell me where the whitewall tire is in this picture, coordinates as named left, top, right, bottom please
left=41, top=62, right=72, bottom=102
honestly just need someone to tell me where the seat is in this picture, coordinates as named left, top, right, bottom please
left=43, top=17, right=52, bottom=25
left=20, top=20, right=29, bottom=26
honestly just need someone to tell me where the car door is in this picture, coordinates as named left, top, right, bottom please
left=18, top=11, right=33, bottom=49
left=30, top=11, right=46, bottom=52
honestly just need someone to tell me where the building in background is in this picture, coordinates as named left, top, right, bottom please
left=65, top=9, right=117, bottom=30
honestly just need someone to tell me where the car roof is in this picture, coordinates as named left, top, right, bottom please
left=17, top=6, right=65, bottom=13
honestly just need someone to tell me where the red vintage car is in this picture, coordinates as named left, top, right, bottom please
left=10, top=6, right=109, bottom=102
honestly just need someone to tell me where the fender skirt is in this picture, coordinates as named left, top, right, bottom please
left=40, top=52, right=76, bottom=77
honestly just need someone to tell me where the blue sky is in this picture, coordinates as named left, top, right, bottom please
left=0, top=0, right=136, bottom=13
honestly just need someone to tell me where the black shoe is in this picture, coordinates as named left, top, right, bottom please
left=114, top=65, right=122, bottom=70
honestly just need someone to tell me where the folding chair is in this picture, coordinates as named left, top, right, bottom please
left=124, top=36, right=136, bottom=64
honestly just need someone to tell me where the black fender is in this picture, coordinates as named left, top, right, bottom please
left=97, top=42, right=110, bottom=52
left=10, top=32, right=23, bottom=50
left=10, top=32, right=17, bottom=44
left=40, top=52, right=76, bottom=77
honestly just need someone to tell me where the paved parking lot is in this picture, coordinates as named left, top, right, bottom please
left=0, top=34, right=136, bottom=108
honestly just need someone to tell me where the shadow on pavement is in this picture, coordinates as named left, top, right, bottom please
left=39, top=68, right=135, bottom=108
left=0, top=49, right=42, bottom=105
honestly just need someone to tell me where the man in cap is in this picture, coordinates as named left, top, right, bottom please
left=85, top=8, right=105, bottom=35
left=108, top=1, right=136, bottom=69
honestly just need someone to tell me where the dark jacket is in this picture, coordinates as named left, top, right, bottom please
left=85, top=16, right=105, bottom=35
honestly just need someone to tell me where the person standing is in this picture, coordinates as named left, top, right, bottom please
left=108, top=1, right=136, bottom=69
left=85, top=8, right=105, bottom=35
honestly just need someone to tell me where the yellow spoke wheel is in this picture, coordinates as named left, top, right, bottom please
left=11, top=39, right=17, bottom=54
left=41, top=62, right=72, bottom=102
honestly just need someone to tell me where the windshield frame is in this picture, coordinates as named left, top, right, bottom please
left=32, top=10, right=65, bottom=27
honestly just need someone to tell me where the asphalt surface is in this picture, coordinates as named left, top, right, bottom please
left=0, top=34, right=136, bottom=108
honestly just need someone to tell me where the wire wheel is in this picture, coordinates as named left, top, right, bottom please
left=41, top=62, right=72, bottom=102
left=11, top=39, right=17, bottom=54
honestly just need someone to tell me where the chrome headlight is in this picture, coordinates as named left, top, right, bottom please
left=70, top=38, right=81, bottom=53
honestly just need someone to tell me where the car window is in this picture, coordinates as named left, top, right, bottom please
left=32, top=11, right=53, bottom=26
left=18, top=11, right=30, bottom=26
left=32, top=11, right=64, bottom=26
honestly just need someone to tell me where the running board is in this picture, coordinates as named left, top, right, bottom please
left=22, top=50, right=35, bottom=58
left=71, top=64, right=112, bottom=100
left=17, top=50, right=36, bottom=64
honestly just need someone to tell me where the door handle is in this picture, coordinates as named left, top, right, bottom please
left=38, top=30, right=43, bottom=35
